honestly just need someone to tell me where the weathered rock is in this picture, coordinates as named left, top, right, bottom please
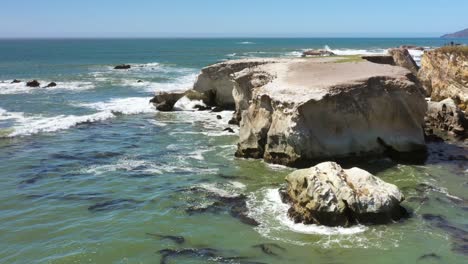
left=223, top=127, right=235, bottom=133
left=388, top=48, right=420, bottom=76
left=137, top=80, right=143, bottom=83
left=26, top=80, right=40, bottom=87
left=301, top=49, right=335, bottom=57
left=150, top=92, right=185, bottom=111
left=216, top=115, right=222, bottom=120
left=11, top=79, right=21, bottom=84
left=425, top=98, right=468, bottom=140
left=44, top=82, right=57, bottom=88
left=193, top=59, right=277, bottom=109
left=114, top=64, right=131, bottom=70
left=227, top=58, right=427, bottom=166
left=283, top=162, right=406, bottom=227
left=150, top=89, right=208, bottom=112
left=418, top=47, right=468, bottom=104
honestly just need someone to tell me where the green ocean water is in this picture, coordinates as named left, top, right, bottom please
left=0, top=38, right=467, bottom=264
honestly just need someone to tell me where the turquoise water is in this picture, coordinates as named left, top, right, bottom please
left=0, top=38, right=467, bottom=264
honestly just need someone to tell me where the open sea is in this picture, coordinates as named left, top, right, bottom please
left=0, top=38, right=467, bottom=264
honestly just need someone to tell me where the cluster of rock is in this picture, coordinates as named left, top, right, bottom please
left=7, top=79, right=57, bottom=88
left=418, top=47, right=468, bottom=141
left=148, top=46, right=467, bottom=227
left=280, top=162, right=406, bottom=226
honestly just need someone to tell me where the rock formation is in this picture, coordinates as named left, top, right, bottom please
left=114, top=64, right=131, bottom=70
left=362, top=48, right=419, bottom=76
left=201, top=58, right=427, bottom=166
left=425, top=98, right=467, bottom=141
left=150, top=89, right=208, bottom=112
left=388, top=48, right=419, bottom=76
left=11, top=79, right=21, bottom=84
left=44, top=82, right=57, bottom=88
left=281, top=162, right=406, bottom=226
left=26, top=80, right=40, bottom=87
left=418, top=47, right=468, bottom=107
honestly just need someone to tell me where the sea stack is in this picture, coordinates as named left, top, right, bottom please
left=192, top=57, right=427, bottom=166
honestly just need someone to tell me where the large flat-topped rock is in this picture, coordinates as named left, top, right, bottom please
left=259, top=59, right=413, bottom=103
left=192, top=57, right=427, bottom=166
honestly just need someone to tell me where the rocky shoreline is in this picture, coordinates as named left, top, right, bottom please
left=150, top=46, right=467, bottom=227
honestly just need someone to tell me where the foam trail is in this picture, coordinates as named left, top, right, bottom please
left=78, top=97, right=155, bottom=114
left=173, top=96, right=206, bottom=111
left=0, top=81, right=95, bottom=94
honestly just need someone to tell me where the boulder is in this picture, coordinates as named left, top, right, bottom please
left=224, top=58, right=427, bottom=166
left=26, top=80, right=40, bottom=87
left=424, top=98, right=468, bottom=140
left=283, top=162, right=406, bottom=227
left=418, top=46, right=468, bottom=104
left=114, top=64, right=131, bottom=70
left=44, top=82, right=57, bottom=88
left=150, top=92, right=185, bottom=111
left=11, top=79, right=21, bottom=84
left=301, top=49, right=335, bottom=57
left=388, top=48, right=419, bottom=76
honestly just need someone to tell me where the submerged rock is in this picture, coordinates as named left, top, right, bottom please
left=146, top=233, right=185, bottom=244
left=44, top=82, right=57, bottom=88
left=283, top=162, right=406, bottom=227
left=418, top=46, right=468, bottom=105
left=26, top=80, right=40, bottom=87
left=150, top=92, right=185, bottom=111
left=114, top=64, right=131, bottom=70
left=11, top=79, right=21, bottom=84
left=425, top=98, right=468, bottom=140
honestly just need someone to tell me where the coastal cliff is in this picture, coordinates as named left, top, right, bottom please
left=418, top=47, right=468, bottom=109
left=191, top=57, right=427, bottom=166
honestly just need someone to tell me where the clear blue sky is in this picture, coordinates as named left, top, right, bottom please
left=1, top=0, right=467, bottom=38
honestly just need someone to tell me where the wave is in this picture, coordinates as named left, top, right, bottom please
left=237, top=41, right=256, bottom=45
left=1, top=97, right=155, bottom=137
left=247, top=188, right=367, bottom=236
left=173, top=96, right=206, bottom=111
left=78, top=97, right=155, bottom=115
left=0, top=80, right=95, bottom=95
left=324, top=45, right=387, bottom=56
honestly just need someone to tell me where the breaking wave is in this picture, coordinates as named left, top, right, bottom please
left=324, top=45, right=387, bottom=56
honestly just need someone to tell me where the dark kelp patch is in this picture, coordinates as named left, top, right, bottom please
left=422, top=214, right=468, bottom=255
left=253, top=243, right=286, bottom=256
left=88, top=198, right=143, bottom=212
left=158, top=247, right=266, bottom=264
left=146, top=233, right=185, bottom=245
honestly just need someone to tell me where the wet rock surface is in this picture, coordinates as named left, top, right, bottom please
left=283, top=162, right=406, bottom=227
left=425, top=98, right=468, bottom=141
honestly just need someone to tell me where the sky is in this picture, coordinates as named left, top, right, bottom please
left=0, top=0, right=467, bottom=38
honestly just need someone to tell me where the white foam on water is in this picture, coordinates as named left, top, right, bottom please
left=324, top=45, right=388, bottom=56
left=82, top=158, right=163, bottom=175
left=0, top=80, right=95, bottom=94
left=237, top=41, right=255, bottom=45
left=284, top=51, right=303, bottom=57
left=408, top=49, right=425, bottom=66
left=188, top=149, right=210, bottom=161
left=173, top=96, right=206, bottom=111
left=248, top=188, right=368, bottom=236
left=1, top=97, right=157, bottom=137
left=78, top=97, right=156, bottom=115
left=8, top=111, right=115, bottom=137
left=196, top=182, right=245, bottom=198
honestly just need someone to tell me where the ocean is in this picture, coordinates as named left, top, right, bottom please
left=0, top=38, right=467, bottom=263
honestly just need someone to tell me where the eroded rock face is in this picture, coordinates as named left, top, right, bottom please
left=193, top=59, right=277, bottom=110
left=233, top=59, right=427, bottom=166
left=150, top=92, right=185, bottom=111
left=283, top=162, right=406, bottom=227
left=418, top=47, right=468, bottom=107
left=388, top=48, right=419, bottom=76
left=301, top=49, right=335, bottom=57
left=425, top=98, right=468, bottom=141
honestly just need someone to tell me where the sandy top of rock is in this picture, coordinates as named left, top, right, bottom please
left=254, top=58, right=412, bottom=103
